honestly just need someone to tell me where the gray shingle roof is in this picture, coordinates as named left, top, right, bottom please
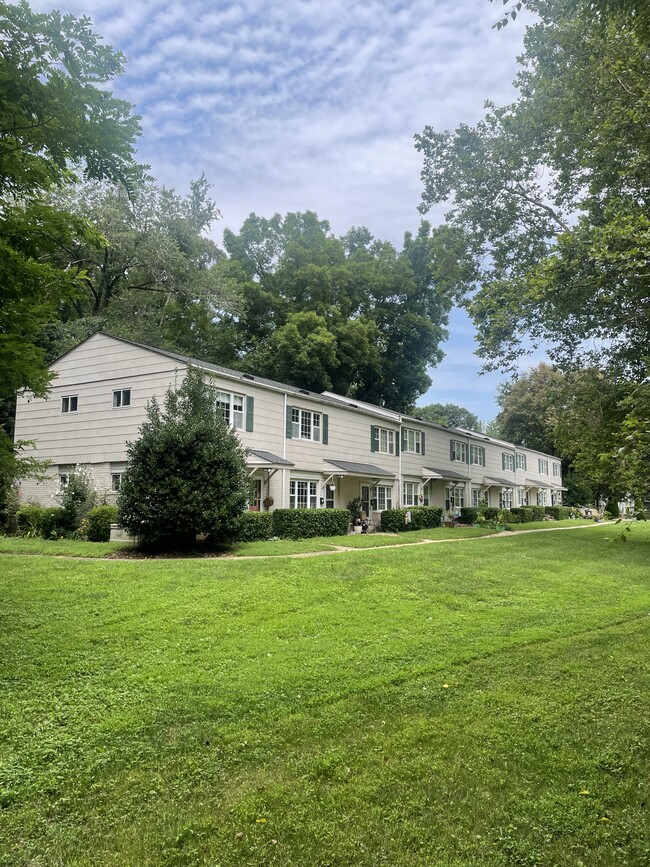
left=325, top=459, right=395, bottom=478
left=248, top=450, right=294, bottom=467
left=423, top=466, right=470, bottom=481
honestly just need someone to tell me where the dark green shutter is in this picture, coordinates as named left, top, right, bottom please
left=421, top=432, right=425, bottom=455
left=322, top=413, right=329, bottom=445
left=286, top=405, right=293, bottom=438
left=245, top=396, right=254, bottom=432
left=371, top=425, right=379, bottom=452
left=395, top=432, right=400, bottom=457
left=450, top=440, right=455, bottom=461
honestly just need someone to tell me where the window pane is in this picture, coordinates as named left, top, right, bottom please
left=121, top=390, right=131, bottom=407
left=301, top=411, right=311, bottom=440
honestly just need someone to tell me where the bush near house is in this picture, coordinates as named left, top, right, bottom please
left=87, top=505, right=118, bottom=542
left=459, top=507, right=479, bottom=524
left=509, top=505, right=545, bottom=523
left=16, top=504, right=70, bottom=538
left=271, top=508, right=350, bottom=539
left=379, top=506, right=443, bottom=533
left=236, top=511, right=274, bottom=542
left=544, top=506, right=572, bottom=520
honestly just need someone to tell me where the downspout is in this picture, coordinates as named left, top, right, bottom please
left=282, top=393, right=287, bottom=509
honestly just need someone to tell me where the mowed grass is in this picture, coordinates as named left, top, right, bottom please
left=0, top=524, right=649, bottom=866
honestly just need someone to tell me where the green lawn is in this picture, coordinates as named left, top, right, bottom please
left=1, top=524, right=648, bottom=865
left=0, top=537, right=130, bottom=557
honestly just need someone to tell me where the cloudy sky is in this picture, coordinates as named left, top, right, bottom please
left=36, top=0, right=542, bottom=423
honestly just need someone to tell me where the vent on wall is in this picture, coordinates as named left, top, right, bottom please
left=243, top=374, right=255, bottom=380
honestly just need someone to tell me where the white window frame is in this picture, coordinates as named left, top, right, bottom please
left=378, top=428, right=395, bottom=455
left=553, top=462, right=561, bottom=477
left=61, top=395, right=78, bottom=414
left=404, top=429, right=422, bottom=455
left=289, top=480, right=318, bottom=509
left=518, top=488, right=526, bottom=506
left=111, top=473, right=123, bottom=492
left=292, top=408, right=321, bottom=442
left=59, top=473, right=69, bottom=489
left=451, top=440, right=467, bottom=462
left=372, top=485, right=393, bottom=511
left=516, top=453, right=527, bottom=470
left=538, top=459, right=549, bottom=474
left=502, top=453, right=515, bottom=472
left=112, top=389, right=131, bottom=408
left=402, top=481, right=419, bottom=507
left=470, top=445, right=485, bottom=466
left=537, top=489, right=547, bottom=506
left=471, top=488, right=486, bottom=508
left=216, top=390, right=244, bottom=430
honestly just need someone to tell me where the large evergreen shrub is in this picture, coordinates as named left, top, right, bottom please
left=236, top=512, right=274, bottom=542
left=117, top=368, right=250, bottom=548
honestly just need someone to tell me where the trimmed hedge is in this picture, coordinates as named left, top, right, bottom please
left=498, top=510, right=521, bottom=524
left=544, top=506, right=571, bottom=520
left=17, top=504, right=70, bottom=538
left=509, top=505, right=545, bottom=523
left=379, top=506, right=443, bottom=533
left=87, top=505, right=118, bottom=542
left=271, top=508, right=350, bottom=539
left=459, top=507, right=479, bottom=524
left=236, top=511, right=274, bottom=542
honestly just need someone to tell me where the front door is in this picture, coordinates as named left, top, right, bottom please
left=249, top=478, right=262, bottom=511
left=361, top=484, right=370, bottom=518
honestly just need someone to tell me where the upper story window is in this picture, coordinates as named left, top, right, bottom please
left=292, top=408, right=321, bottom=441
left=61, top=395, right=78, bottom=413
left=113, top=389, right=131, bottom=408
left=450, top=440, right=467, bottom=462
left=538, top=458, right=549, bottom=474
left=516, top=453, right=527, bottom=470
left=552, top=462, right=561, bottom=477
left=216, top=390, right=244, bottom=429
left=403, top=429, right=423, bottom=454
left=371, top=425, right=396, bottom=455
left=502, top=453, right=515, bottom=472
left=470, top=445, right=485, bottom=466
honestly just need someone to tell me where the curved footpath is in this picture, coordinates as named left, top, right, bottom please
left=0, top=521, right=617, bottom=562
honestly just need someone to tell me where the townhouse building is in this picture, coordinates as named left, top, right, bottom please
left=14, top=332, right=566, bottom=522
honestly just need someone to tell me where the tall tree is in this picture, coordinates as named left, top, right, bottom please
left=39, top=177, right=238, bottom=362
left=412, top=402, right=482, bottom=431
left=0, top=0, right=141, bottom=501
left=219, top=213, right=475, bottom=410
left=415, top=0, right=650, bottom=490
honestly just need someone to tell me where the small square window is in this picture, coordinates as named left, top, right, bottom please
left=111, top=473, right=123, bottom=492
left=113, top=389, right=131, bottom=408
left=61, top=395, right=78, bottom=413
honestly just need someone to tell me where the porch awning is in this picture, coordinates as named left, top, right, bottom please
left=483, top=476, right=516, bottom=487
left=525, top=478, right=551, bottom=489
left=247, top=450, right=294, bottom=469
left=324, top=458, right=395, bottom=478
left=550, top=483, right=568, bottom=491
left=423, top=466, right=470, bottom=481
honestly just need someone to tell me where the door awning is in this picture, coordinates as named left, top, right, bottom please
left=247, top=450, right=295, bottom=469
left=422, top=466, right=470, bottom=481
left=483, top=476, right=516, bottom=487
left=324, top=458, right=395, bottom=478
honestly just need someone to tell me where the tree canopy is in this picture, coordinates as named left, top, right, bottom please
left=411, top=402, right=482, bottom=431
left=216, top=212, right=475, bottom=411
left=0, top=1, right=142, bottom=501
left=415, top=0, right=650, bottom=492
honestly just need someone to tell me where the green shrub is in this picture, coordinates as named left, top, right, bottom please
left=459, top=507, right=479, bottom=524
left=40, top=507, right=70, bottom=538
left=118, top=368, right=250, bottom=548
left=236, top=511, right=274, bottom=542
left=57, top=466, right=97, bottom=531
left=544, top=506, right=571, bottom=520
left=271, top=508, right=350, bottom=539
left=87, top=505, right=118, bottom=542
left=379, top=506, right=443, bottom=533
left=606, top=500, right=620, bottom=518
left=481, top=507, right=500, bottom=522
left=17, top=504, right=44, bottom=536
left=499, top=510, right=521, bottom=524
left=510, top=505, right=545, bottom=523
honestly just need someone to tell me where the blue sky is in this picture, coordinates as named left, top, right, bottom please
left=35, top=0, right=546, bottom=424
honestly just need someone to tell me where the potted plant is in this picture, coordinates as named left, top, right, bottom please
left=263, top=496, right=274, bottom=510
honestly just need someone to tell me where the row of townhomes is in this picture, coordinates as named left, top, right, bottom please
left=14, top=332, right=566, bottom=524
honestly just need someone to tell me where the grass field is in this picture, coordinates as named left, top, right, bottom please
left=1, top=523, right=648, bottom=865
